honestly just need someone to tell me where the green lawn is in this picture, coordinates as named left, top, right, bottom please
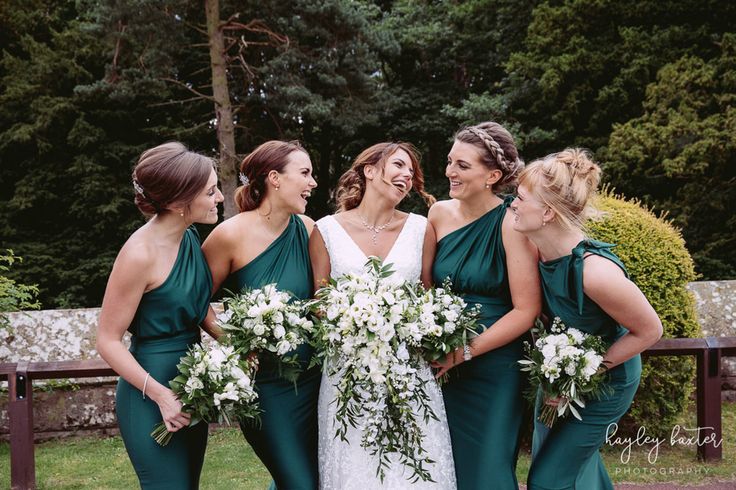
left=2, top=402, right=734, bottom=489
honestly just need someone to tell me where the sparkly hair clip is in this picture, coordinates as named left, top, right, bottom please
left=132, top=179, right=145, bottom=195
left=239, top=172, right=250, bottom=187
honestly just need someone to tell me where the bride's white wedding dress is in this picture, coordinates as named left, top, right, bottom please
left=316, top=213, right=457, bottom=489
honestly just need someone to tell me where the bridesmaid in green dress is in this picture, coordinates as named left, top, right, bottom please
left=430, top=122, right=542, bottom=490
left=97, top=142, right=224, bottom=489
left=202, top=140, right=320, bottom=490
left=510, top=148, right=662, bottom=490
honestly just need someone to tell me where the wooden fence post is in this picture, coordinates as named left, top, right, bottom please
left=696, top=338, right=722, bottom=461
left=9, top=360, right=36, bottom=489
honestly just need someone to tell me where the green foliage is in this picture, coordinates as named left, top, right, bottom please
left=603, top=33, right=736, bottom=279
left=0, top=250, right=41, bottom=330
left=1, top=0, right=733, bottom=306
left=502, top=0, right=735, bottom=155
left=587, top=191, right=700, bottom=436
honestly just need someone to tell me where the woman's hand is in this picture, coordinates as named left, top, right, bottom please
left=543, top=396, right=565, bottom=407
left=154, top=388, right=191, bottom=433
left=430, top=349, right=463, bottom=378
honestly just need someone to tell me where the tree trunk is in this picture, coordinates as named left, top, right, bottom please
left=205, top=0, right=238, bottom=218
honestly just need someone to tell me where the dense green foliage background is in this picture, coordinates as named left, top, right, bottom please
left=1, top=0, right=734, bottom=307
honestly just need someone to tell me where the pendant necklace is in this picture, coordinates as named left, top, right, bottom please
left=358, top=211, right=395, bottom=245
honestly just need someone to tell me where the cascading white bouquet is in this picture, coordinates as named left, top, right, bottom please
left=151, top=343, right=259, bottom=446
left=519, top=317, right=610, bottom=427
left=218, top=284, right=313, bottom=382
left=309, top=257, right=478, bottom=482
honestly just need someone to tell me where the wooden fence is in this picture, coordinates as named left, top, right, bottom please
left=3, top=338, right=736, bottom=489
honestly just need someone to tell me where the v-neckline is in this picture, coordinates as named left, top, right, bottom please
left=331, top=213, right=412, bottom=263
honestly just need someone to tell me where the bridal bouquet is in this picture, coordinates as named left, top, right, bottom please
left=151, top=343, right=259, bottom=445
left=519, top=317, right=610, bottom=427
left=218, top=284, right=313, bottom=382
left=310, top=257, right=477, bottom=482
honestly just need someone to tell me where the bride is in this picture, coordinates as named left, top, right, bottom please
left=310, top=142, right=457, bottom=489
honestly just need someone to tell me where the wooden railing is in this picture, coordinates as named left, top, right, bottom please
left=3, top=337, right=736, bottom=489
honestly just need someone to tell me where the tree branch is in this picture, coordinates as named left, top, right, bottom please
left=160, top=78, right=215, bottom=102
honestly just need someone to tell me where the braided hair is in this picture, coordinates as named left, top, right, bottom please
left=454, top=122, right=524, bottom=193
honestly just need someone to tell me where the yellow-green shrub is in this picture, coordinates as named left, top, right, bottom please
left=587, top=190, right=701, bottom=436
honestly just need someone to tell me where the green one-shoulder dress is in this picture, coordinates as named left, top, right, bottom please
left=527, top=240, right=642, bottom=490
left=116, top=226, right=211, bottom=489
left=432, top=197, right=524, bottom=490
left=227, top=214, right=320, bottom=490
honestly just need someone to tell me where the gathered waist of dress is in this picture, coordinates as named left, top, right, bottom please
left=462, top=293, right=512, bottom=329
left=129, top=330, right=201, bottom=355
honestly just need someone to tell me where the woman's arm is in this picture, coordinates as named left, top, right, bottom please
left=420, top=221, right=437, bottom=289
left=96, top=244, right=191, bottom=432
left=432, top=214, right=542, bottom=377
left=201, top=223, right=238, bottom=339
left=583, top=255, right=663, bottom=369
left=309, top=227, right=331, bottom=294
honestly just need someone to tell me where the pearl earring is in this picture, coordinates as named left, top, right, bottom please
left=485, top=183, right=490, bottom=189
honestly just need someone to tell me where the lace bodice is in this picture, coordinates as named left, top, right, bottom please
left=316, top=212, right=425, bottom=282
left=315, top=212, right=457, bottom=489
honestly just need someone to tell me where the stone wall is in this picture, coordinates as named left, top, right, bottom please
left=1, top=282, right=734, bottom=440
left=687, top=280, right=736, bottom=400
left=0, top=305, right=220, bottom=441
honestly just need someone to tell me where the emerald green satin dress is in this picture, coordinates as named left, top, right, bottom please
left=432, top=197, right=524, bottom=490
left=116, top=226, right=211, bottom=489
left=227, top=215, right=320, bottom=490
left=527, top=240, right=641, bottom=490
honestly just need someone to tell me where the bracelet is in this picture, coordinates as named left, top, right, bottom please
left=463, top=344, right=473, bottom=362
left=142, top=372, right=151, bottom=400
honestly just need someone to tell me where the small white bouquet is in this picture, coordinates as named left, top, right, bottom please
left=218, top=284, right=313, bottom=382
left=310, top=258, right=477, bottom=482
left=401, top=278, right=480, bottom=368
left=151, top=343, right=259, bottom=445
left=519, top=317, right=610, bottom=427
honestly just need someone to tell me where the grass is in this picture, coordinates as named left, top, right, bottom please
left=2, top=402, right=734, bottom=489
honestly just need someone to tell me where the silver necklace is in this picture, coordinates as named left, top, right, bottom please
left=358, top=211, right=396, bottom=245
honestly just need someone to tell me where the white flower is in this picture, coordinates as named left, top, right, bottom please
left=184, top=376, right=204, bottom=394
left=276, top=340, right=292, bottom=355
left=252, top=323, right=266, bottom=336
left=273, top=324, right=286, bottom=339
left=216, top=309, right=233, bottom=324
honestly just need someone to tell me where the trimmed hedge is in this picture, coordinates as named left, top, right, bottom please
left=587, top=189, right=701, bottom=436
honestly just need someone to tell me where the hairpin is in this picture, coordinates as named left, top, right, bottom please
left=239, top=172, right=250, bottom=186
left=132, top=180, right=145, bottom=195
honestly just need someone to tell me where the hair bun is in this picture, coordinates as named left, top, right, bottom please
left=555, top=148, right=601, bottom=191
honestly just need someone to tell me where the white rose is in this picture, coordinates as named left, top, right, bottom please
left=273, top=324, right=286, bottom=339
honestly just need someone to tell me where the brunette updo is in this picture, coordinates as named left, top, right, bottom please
left=517, top=148, right=602, bottom=231
left=334, top=142, right=435, bottom=212
left=235, top=140, right=306, bottom=213
left=132, top=141, right=215, bottom=216
left=454, top=122, right=524, bottom=192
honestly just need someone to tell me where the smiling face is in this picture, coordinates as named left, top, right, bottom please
left=272, top=150, right=317, bottom=214
left=510, top=183, right=550, bottom=233
left=446, top=140, right=500, bottom=200
left=366, top=148, right=415, bottom=204
left=185, top=167, right=224, bottom=224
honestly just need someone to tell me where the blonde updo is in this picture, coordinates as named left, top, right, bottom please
left=454, top=121, right=524, bottom=193
left=334, top=142, right=435, bottom=212
left=132, top=142, right=215, bottom=216
left=517, top=148, right=602, bottom=231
